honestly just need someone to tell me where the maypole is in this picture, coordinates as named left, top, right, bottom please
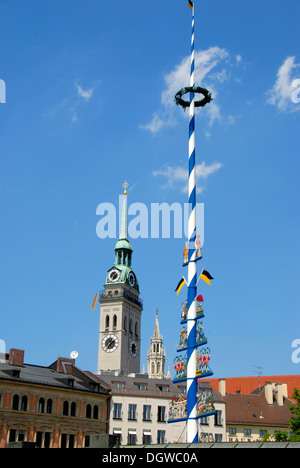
left=186, top=0, right=198, bottom=443
left=168, top=1, right=215, bottom=444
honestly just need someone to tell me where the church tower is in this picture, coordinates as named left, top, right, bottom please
left=147, top=309, right=170, bottom=379
left=97, top=183, right=143, bottom=375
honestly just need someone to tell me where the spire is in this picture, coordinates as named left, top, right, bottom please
left=147, top=309, right=166, bottom=379
left=119, top=183, right=128, bottom=240
left=153, top=308, right=161, bottom=339
left=114, top=181, right=133, bottom=255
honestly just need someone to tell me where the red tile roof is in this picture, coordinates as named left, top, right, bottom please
left=201, top=375, right=300, bottom=401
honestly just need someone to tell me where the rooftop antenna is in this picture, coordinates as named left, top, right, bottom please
left=253, top=365, right=263, bottom=390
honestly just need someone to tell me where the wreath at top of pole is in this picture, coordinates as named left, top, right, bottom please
left=175, top=86, right=212, bottom=108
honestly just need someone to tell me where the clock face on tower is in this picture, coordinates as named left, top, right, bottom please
left=130, top=340, right=137, bottom=358
left=108, top=269, right=120, bottom=283
left=128, top=271, right=136, bottom=287
left=102, top=334, right=119, bottom=353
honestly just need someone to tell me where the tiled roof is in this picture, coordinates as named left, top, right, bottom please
left=0, top=360, right=109, bottom=395
left=223, top=389, right=294, bottom=427
left=201, top=375, right=300, bottom=401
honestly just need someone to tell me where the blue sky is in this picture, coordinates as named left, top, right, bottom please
left=0, top=0, right=299, bottom=380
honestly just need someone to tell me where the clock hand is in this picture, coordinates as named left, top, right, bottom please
left=105, top=338, right=115, bottom=350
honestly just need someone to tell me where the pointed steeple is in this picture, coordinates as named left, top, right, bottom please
left=153, top=309, right=162, bottom=339
left=105, top=182, right=139, bottom=292
left=114, top=182, right=133, bottom=258
left=147, top=309, right=168, bottom=379
left=119, top=181, right=129, bottom=240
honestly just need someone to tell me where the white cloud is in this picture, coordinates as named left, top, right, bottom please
left=140, top=46, right=239, bottom=134
left=153, top=161, right=222, bottom=193
left=267, top=56, right=300, bottom=112
left=75, top=82, right=94, bottom=101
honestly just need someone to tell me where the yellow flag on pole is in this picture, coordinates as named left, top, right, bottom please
left=91, top=293, right=98, bottom=310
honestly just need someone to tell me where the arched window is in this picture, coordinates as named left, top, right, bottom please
left=46, top=399, right=53, bottom=414
left=113, top=314, right=117, bottom=330
left=105, top=315, right=110, bottom=330
left=124, top=315, right=127, bottom=331
left=63, top=401, right=69, bottom=416
left=135, top=321, right=138, bottom=336
left=21, top=395, right=27, bottom=411
left=86, top=404, right=92, bottom=419
left=93, top=405, right=98, bottom=419
left=70, top=402, right=76, bottom=417
left=129, top=318, right=132, bottom=333
left=38, top=398, right=45, bottom=413
left=151, top=362, right=155, bottom=375
left=12, top=394, right=19, bottom=410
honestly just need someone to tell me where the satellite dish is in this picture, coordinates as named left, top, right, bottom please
left=70, top=350, right=78, bottom=359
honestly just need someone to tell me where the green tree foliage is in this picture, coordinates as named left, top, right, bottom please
left=288, top=388, right=300, bottom=441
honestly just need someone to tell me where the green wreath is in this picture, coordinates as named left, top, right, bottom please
left=175, top=86, right=212, bottom=108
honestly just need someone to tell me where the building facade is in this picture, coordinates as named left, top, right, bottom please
left=217, top=378, right=295, bottom=442
left=0, top=348, right=110, bottom=448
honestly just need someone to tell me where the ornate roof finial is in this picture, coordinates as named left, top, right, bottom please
left=122, top=180, right=129, bottom=195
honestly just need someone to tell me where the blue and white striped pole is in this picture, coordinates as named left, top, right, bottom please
left=186, top=2, right=198, bottom=444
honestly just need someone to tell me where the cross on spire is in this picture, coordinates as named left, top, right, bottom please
left=122, top=180, right=129, bottom=195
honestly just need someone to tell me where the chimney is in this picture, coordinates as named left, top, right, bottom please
left=274, top=383, right=284, bottom=406
left=56, top=357, right=75, bottom=374
left=265, top=382, right=274, bottom=404
left=9, top=348, right=24, bottom=367
left=219, top=378, right=226, bottom=396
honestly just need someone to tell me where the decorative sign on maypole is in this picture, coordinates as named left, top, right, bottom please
left=168, top=1, right=216, bottom=444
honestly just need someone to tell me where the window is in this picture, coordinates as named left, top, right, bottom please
left=114, top=382, right=125, bottom=389
left=113, top=315, right=117, bottom=330
left=244, top=428, right=252, bottom=437
left=157, top=430, right=165, bottom=444
left=68, top=378, right=74, bottom=388
left=105, top=315, right=109, bottom=330
left=201, top=416, right=209, bottom=425
left=136, top=384, right=147, bottom=390
left=143, top=405, right=151, bottom=421
left=86, top=404, right=92, bottom=418
left=124, top=316, right=127, bottom=331
left=214, top=410, right=222, bottom=426
left=113, top=403, right=122, bottom=420
left=157, top=406, right=166, bottom=422
left=158, top=385, right=169, bottom=392
left=38, top=398, right=45, bottom=413
left=215, top=434, right=223, bottom=442
left=46, top=399, right=53, bottom=414
left=93, top=405, right=98, bottom=419
left=143, top=432, right=151, bottom=444
left=12, top=394, right=19, bottom=410
left=128, top=404, right=137, bottom=420
left=9, top=429, right=26, bottom=443
left=128, top=432, right=136, bottom=445
left=60, top=433, right=76, bottom=448
left=228, top=428, right=237, bottom=436
left=63, top=401, right=69, bottom=416
left=135, top=321, right=138, bottom=336
left=70, top=402, right=76, bottom=417
left=36, top=431, right=51, bottom=448
left=259, top=429, right=267, bottom=437
left=20, top=395, right=27, bottom=411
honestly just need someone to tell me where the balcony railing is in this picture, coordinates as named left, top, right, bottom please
left=99, top=289, right=143, bottom=308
